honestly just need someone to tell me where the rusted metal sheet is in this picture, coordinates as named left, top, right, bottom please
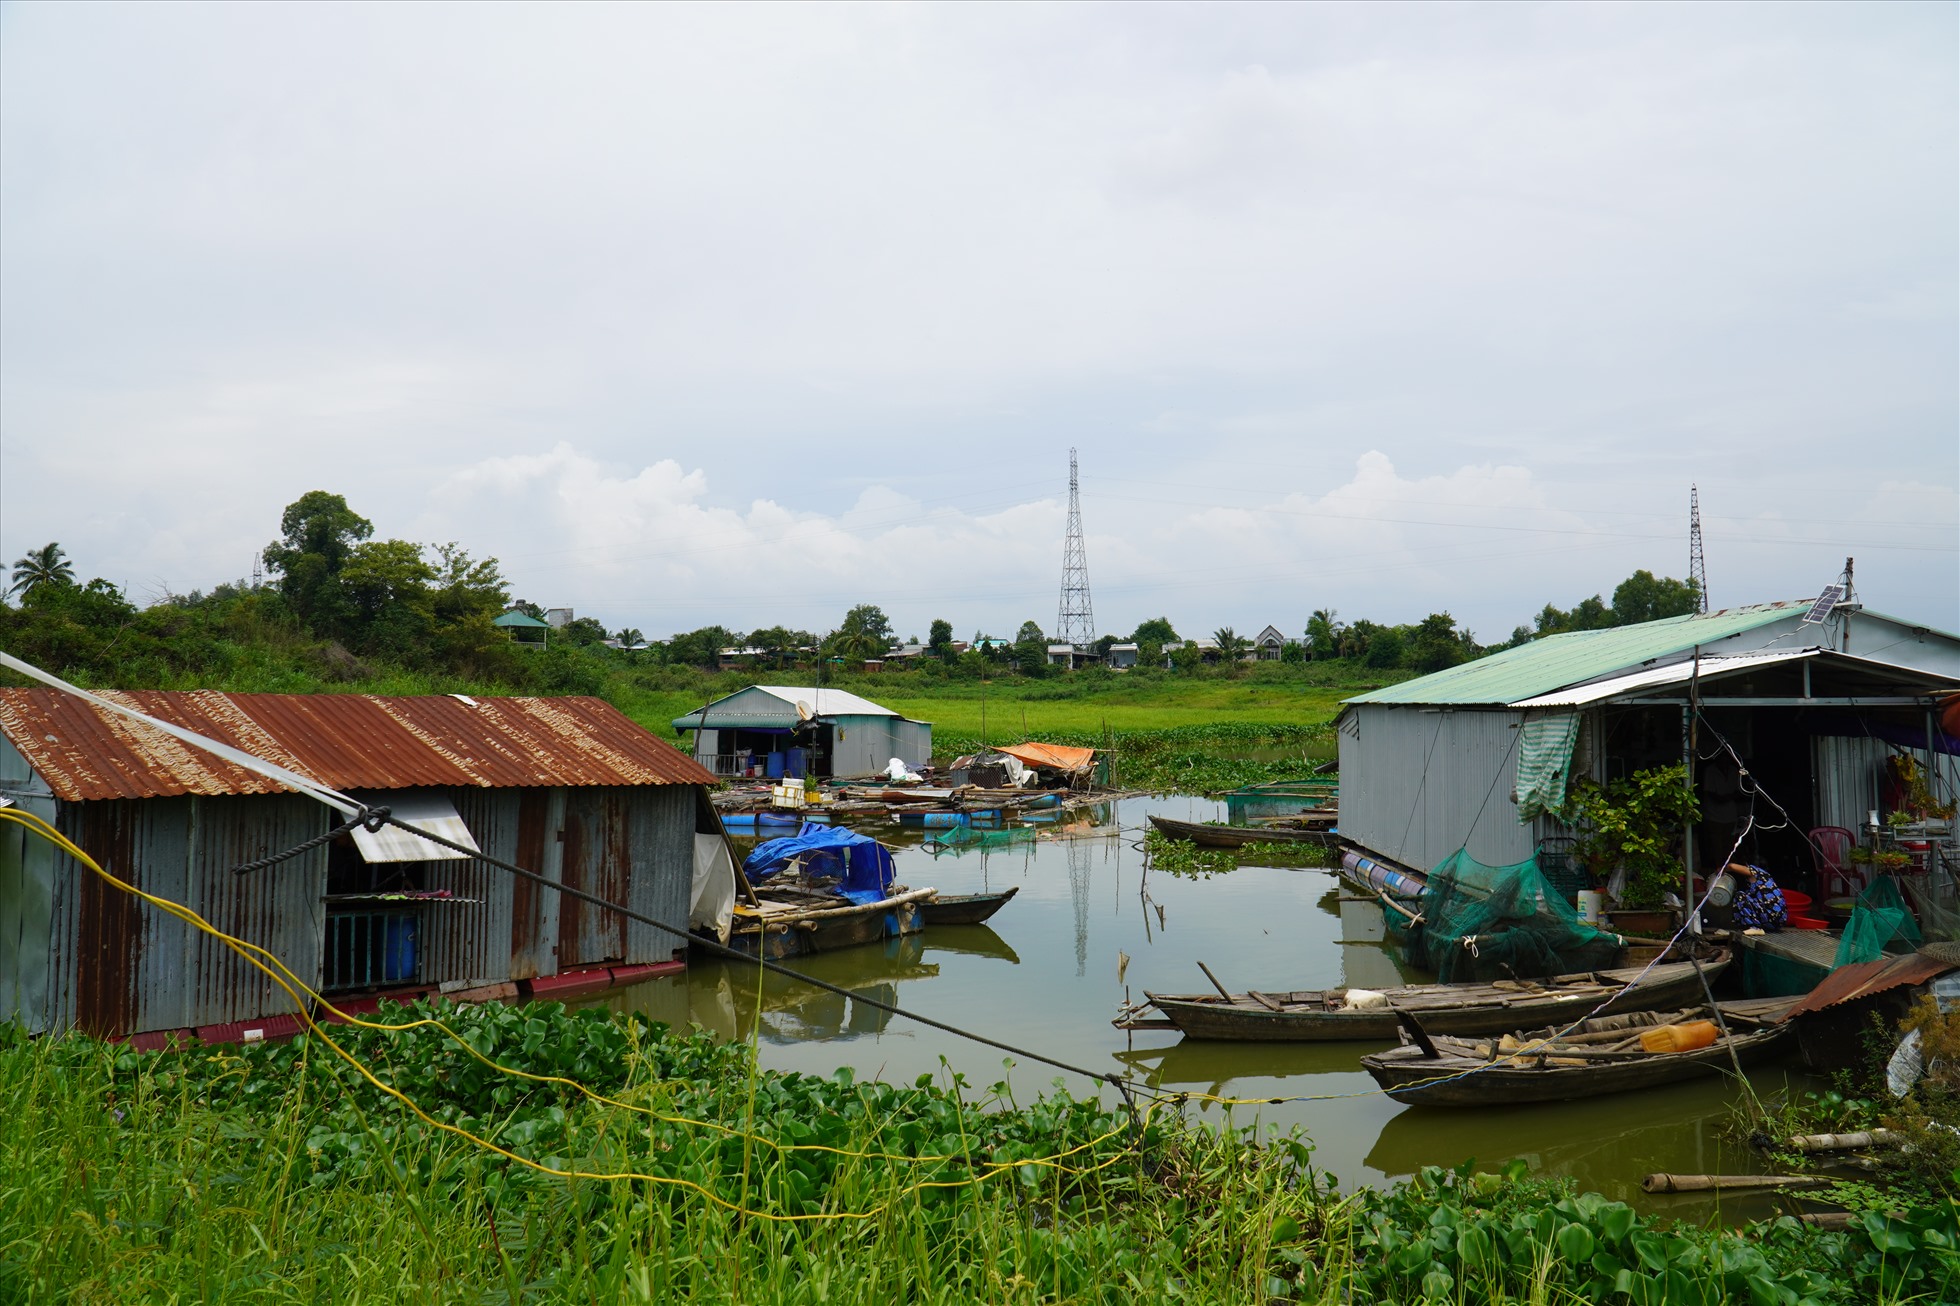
left=1783, top=952, right=1957, bottom=1020
left=557, top=785, right=690, bottom=969
left=0, top=689, right=716, bottom=803
left=422, top=787, right=520, bottom=987
left=55, top=794, right=329, bottom=1035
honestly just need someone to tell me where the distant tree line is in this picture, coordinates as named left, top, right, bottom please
left=1, top=492, right=1702, bottom=694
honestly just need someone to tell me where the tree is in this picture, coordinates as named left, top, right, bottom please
left=339, top=538, right=437, bottom=654
left=1015, top=620, right=1045, bottom=645
left=613, top=628, right=646, bottom=649
left=9, top=542, right=75, bottom=598
left=1612, top=570, right=1701, bottom=626
left=1304, top=609, right=1343, bottom=661
left=1362, top=624, right=1405, bottom=669
left=667, top=626, right=739, bottom=669
left=748, top=625, right=812, bottom=668
left=1132, top=617, right=1177, bottom=645
left=928, top=618, right=956, bottom=662
left=1213, top=626, right=1251, bottom=663
left=1011, top=620, right=1049, bottom=671
left=1406, top=612, right=1469, bottom=674
left=262, top=491, right=374, bottom=634
left=831, top=604, right=894, bottom=664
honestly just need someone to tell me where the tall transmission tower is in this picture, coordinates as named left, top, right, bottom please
left=1055, top=448, right=1096, bottom=646
left=1687, top=485, right=1709, bottom=612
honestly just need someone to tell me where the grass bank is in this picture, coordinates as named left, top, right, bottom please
left=5, top=1002, right=1953, bottom=1304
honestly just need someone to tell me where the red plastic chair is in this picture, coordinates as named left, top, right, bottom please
left=1808, top=826, right=1864, bottom=901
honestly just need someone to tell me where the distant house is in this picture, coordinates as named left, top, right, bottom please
left=0, top=689, right=720, bottom=1042
left=494, top=609, right=551, bottom=646
left=672, top=685, right=932, bottom=779
left=1253, top=625, right=1289, bottom=661
left=1161, top=639, right=1220, bottom=668
left=1107, top=642, right=1140, bottom=670
left=1047, top=644, right=1102, bottom=670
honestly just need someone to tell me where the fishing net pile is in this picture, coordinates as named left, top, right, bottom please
left=924, top=825, right=1038, bottom=856
left=1834, top=874, right=1927, bottom=967
left=1403, top=848, right=1625, bottom=982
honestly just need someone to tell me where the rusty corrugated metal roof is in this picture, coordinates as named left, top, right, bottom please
left=1782, top=951, right=1958, bottom=1021
left=0, top=688, right=715, bottom=802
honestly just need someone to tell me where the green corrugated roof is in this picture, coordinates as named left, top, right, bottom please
left=493, top=610, right=551, bottom=629
left=1344, top=601, right=1810, bottom=706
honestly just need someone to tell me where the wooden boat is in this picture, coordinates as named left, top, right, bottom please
left=918, top=885, right=1019, bottom=926
left=1128, top=954, right=1730, bottom=1042
left=721, top=887, right=934, bottom=960
left=1147, top=814, right=1338, bottom=848
left=1359, top=996, right=1797, bottom=1107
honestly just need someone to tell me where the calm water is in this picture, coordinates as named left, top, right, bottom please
left=586, top=795, right=1811, bottom=1217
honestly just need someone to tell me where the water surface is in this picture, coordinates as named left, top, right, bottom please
left=589, top=795, right=1811, bottom=1216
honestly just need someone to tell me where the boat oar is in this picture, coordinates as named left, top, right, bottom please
left=1195, top=960, right=1234, bottom=1002
left=1395, top=1009, right=1440, bottom=1059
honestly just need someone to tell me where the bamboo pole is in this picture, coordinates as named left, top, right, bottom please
left=1641, top=1173, right=1832, bottom=1194
left=1784, top=1130, right=1900, bottom=1153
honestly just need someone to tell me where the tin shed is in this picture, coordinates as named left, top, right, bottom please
left=1336, top=600, right=1960, bottom=881
left=673, top=685, right=931, bottom=779
left=0, top=689, right=717, bottom=1039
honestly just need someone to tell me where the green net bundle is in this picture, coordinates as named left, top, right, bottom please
left=924, top=825, right=1038, bottom=856
left=1833, top=874, right=1926, bottom=967
left=1403, top=849, right=1626, bottom=982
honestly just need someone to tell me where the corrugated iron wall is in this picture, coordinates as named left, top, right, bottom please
left=47, top=794, right=328, bottom=1036
left=1814, top=735, right=1960, bottom=836
left=558, top=784, right=690, bottom=968
left=0, top=736, right=62, bottom=1032
left=423, top=787, right=522, bottom=987
left=1337, top=705, right=1535, bottom=872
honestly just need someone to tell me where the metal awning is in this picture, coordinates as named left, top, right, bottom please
left=1508, top=647, right=1957, bottom=709
left=349, top=790, right=482, bottom=863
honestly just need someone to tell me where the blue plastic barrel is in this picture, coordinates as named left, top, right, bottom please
left=382, top=915, right=418, bottom=983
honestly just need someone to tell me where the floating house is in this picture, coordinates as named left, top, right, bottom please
left=0, top=689, right=721, bottom=1042
left=1336, top=599, right=1960, bottom=880
left=672, top=685, right=931, bottom=779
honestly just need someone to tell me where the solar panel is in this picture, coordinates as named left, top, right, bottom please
left=1801, top=583, right=1846, bottom=624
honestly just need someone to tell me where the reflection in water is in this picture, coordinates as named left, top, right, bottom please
left=921, top=924, right=1021, bottom=964
left=1068, top=834, right=1091, bottom=977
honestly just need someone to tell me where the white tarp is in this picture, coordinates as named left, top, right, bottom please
left=349, top=790, right=480, bottom=862
left=691, top=834, right=736, bottom=943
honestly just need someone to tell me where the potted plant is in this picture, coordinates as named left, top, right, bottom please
left=1561, top=762, right=1701, bottom=931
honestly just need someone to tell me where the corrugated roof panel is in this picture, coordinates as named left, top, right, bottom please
left=0, top=689, right=715, bottom=802
left=672, top=684, right=907, bottom=730
left=1344, top=602, right=1810, bottom=707
left=1510, top=648, right=1823, bottom=708
left=1783, top=951, right=1957, bottom=1020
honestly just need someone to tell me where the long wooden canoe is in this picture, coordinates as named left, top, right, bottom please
left=919, top=886, right=1019, bottom=926
left=1359, top=996, right=1796, bottom=1106
left=1132, top=954, right=1729, bottom=1042
left=1147, top=814, right=1338, bottom=848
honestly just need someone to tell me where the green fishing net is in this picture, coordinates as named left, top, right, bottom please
left=1834, top=874, right=1929, bottom=967
left=924, top=825, right=1038, bottom=856
left=1403, top=848, right=1626, bottom=983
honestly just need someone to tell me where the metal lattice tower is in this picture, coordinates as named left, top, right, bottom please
left=1056, top=448, right=1096, bottom=646
left=1688, top=485, right=1708, bottom=612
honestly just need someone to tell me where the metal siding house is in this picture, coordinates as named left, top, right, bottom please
left=673, top=685, right=932, bottom=779
left=0, top=689, right=716, bottom=1039
left=1336, top=601, right=1960, bottom=877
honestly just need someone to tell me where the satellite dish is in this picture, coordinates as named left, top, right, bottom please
left=795, top=700, right=815, bottom=722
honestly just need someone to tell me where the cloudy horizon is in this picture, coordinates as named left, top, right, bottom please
left=3, top=2, right=1953, bottom=647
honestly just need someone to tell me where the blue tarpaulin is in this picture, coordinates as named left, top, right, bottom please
left=743, top=822, right=896, bottom=904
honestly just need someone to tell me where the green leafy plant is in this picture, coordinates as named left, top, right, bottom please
left=1561, top=764, right=1700, bottom=910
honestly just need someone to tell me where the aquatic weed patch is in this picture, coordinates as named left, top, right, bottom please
left=5, top=1006, right=1947, bottom=1304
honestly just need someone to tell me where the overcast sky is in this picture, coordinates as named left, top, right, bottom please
left=3, top=2, right=1954, bottom=647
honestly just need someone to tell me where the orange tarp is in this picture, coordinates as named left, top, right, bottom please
left=996, top=741, right=1097, bottom=773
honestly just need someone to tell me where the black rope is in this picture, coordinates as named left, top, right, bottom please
left=229, top=806, right=389, bottom=877
left=299, top=810, right=1159, bottom=1099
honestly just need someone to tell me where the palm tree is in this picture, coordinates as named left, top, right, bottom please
left=1213, top=626, right=1251, bottom=663
left=10, top=542, right=74, bottom=598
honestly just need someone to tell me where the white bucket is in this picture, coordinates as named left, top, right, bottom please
left=1577, top=890, right=1606, bottom=926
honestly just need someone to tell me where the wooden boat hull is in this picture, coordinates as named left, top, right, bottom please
left=1138, top=955, right=1729, bottom=1042
left=918, top=886, right=1019, bottom=926
left=1147, top=814, right=1337, bottom=848
left=1360, top=998, right=1796, bottom=1106
left=722, top=891, right=929, bottom=960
